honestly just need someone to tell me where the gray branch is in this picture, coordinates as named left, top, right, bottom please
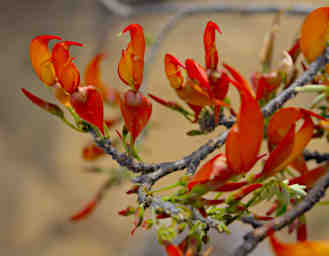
left=231, top=165, right=329, bottom=256
left=99, top=1, right=313, bottom=17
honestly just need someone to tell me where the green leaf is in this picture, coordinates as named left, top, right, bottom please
left=186, top=130, right=204, bottom=136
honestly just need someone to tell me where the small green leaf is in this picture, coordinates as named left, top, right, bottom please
left=186, top=130, right=204, bottom=136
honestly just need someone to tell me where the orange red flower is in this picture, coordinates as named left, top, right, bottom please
left=118, top=24, right=152, bottom=144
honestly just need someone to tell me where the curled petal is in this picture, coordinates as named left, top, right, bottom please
left=30, top=35, right=61, bottom=86
left=164, top=54, right=185, bottom=90
left=300, top=7, right=329, bottom=62
left=176, top=80, right=212, bottom=106
left=120, top=90, right=152, bottom=143
left=51, top=40, right=83, bottom=79
left=71, top=86, right=104, bottom=134
left=262, top=124, right=296, bottom=178
left=188, top=154, right=233, bottom=192
left=204, top=21, right=222, bottom=70
left=224, top=64, right=264, bottom=174
left=58, top=58, right=80, bottom=94
left=286, top=112, right=314, bottom=161
left=118, top=24, right=145, bottom=90
left=185, top=59, right=212, bottom=96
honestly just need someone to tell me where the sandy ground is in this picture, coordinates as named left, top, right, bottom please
left=1, top=0, right=328, bottom=255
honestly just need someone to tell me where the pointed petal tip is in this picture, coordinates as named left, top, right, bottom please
left=206, top=21, right=222, bottom=34
left=165, top=54, right=185, bottom=68
left=63, top=40, right=84, bottom=47
left=122, top=23, right=143, bottom=33
left=33, top=35, right=62, bottom=42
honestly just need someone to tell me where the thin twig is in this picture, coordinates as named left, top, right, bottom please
left=98, top=0, right=133, bottom=17
left=231, top=166, right=329, bottom=256
left=192, top=208, right=224, bottom=233
left=137, top=184, right=224, bottom=233
left=99, top=1, right=314, bottom=17
left=304, top=150, right=329, bottom=164
left=240, top=216, right=265, bottom=229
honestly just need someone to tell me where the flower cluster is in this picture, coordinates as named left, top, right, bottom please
left=22, top=6, right=329, bottom=256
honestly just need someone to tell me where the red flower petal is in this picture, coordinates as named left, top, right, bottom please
left=300, top=7, right=329, bottom=62
left=263, top=108, right=318, bottom=178
left=57, top=58, right=80, bottom=94
left=187, top=154, right=232, bottom=192
left=71, top=86, right=104, bottom=134
left=224, top=64, right=264, bottom=174
left=164, top=54, right=185, bottom=90
left=165, top=244, right=184, bottom=256
left=185, top=59, right=212, bottom=97
left=52, top=40, right=83, bottom=79
left=30, top=35, right=61, bottom=86
left=289, top=163, right=329, bottom=188
left=262, top=124, right=296, bottom=178
left=204, top=21, right=222, bottom=70
left=120, top=90, right=152, bottom=143
left=118, top=24, right=145, bottom=90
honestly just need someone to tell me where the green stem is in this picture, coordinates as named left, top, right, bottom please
left=150, top=182, right=180, bottom=194
left=61, top=116, right=85, bottom=132
left=66, top=106, right=80, bottom=124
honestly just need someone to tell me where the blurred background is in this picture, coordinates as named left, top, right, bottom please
left=2, top=0, right=329, bottom=255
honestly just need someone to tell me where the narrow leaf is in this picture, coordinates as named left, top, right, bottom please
left=21, top=88, right=64, bottom=118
